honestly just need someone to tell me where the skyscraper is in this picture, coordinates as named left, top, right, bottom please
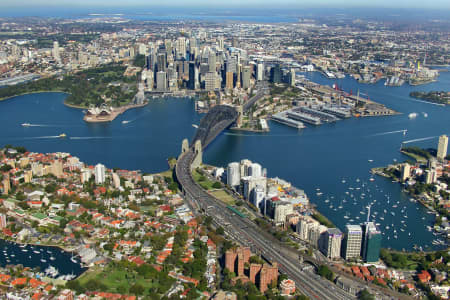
left=226, top=72, right=234, bottom=90
left=52, top=41, right=60, bottom=61
left=257, top=63, right=264, bottom=81
left=342, top=225, right=362, bottom=260
left=94, top=163, right=106, bottom=185
left=437, top=135, right=448, bottom=161
left=157, top=53, right=167, bottom=72
left=270, top=64, right=282, bottom=83
left=361, top=222, right=382, bottom=262
left=188, top=62, right=196, bottom=90
left=156, top=71, right=167, bottom=92
left=242, top=66, right=251, bottom=90
left=205, top=72, right=216, bottom=91
left=208, top=50, right=216, bottom=72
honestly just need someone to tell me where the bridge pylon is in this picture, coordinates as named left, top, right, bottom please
left=192, top=140, right=202, bottom=169
left=181, top=138, right=189, bottom=155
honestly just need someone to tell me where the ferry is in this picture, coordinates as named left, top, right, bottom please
left=59, top=133, right=67, bottom=138
left=21, top=123, right=31, bottom=127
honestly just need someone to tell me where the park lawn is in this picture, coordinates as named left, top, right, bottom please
left=210, top=190, right=236, bottom=205
left=192, top=170, right=215, bottom=190
left=76, top=265, right=157, bottom=294
left=401, top=150, right=427, bottom=163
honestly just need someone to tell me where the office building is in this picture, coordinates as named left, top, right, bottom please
left=252, top=185, right=266, bottom=211
left=227, top=162, right=241, bottom=188
left=240, top=159, right=253, bottom=177
left=205, top=72, right=216, bottom=91
left=437, top=135, right=448, bottom=161
left=242, top=176, right=267, bottom=200
left=188, top=62, right=197, bottom=90
left=156, top=71, right=167, bottom=91
left=270, top=64, right=282, bottom=83
left=361, top=222, right=381, bottom=263
left=257, top=63, right=264, bottom=81
left=290, top=68, right=296, bottom=86
left=342, top=225, right=362, bottom=260
left=94, top=163, right=106, bottom=185
left=226, top=71, right=234, bottom=89
left=157, top=53, right=167, bottom=72
left=242, top=66, right=251, bottom=89
left=321, top=228, right=343, bottom=259
left=209, top=50, right=216, bottom=72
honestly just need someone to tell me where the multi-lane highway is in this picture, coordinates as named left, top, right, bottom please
left=176, top=150, right=357, bottom=300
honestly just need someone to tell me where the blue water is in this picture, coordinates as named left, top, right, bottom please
left=0, top=239, right=86, bottom=277
left=0, top=71, right=449, bottom=251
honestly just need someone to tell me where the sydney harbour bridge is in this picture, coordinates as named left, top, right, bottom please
left=175, top=85, right=408, bottom=300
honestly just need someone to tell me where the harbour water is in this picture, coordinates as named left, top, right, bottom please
left=0, top=70, right=449, bottom=251
left=0, top=239, right=86, bottom=278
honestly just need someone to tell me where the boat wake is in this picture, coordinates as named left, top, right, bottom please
left=69, top=136, right=112, bottom=140
left=26, top=136, right=61, bottom=139
left=402, top=136, right=438, bottom=144
left=371, top=129, right=407, bottom=136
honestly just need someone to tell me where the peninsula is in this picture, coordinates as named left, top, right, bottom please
left=410, top=91, right=450, bottom=105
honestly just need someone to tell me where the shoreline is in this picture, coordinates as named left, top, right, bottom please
left=0, top=90, right=67, bottom=102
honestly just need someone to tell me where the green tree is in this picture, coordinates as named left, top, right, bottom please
left=129, top=283, right=144, bottom=295
left=358, top=289, right=375, bottom=300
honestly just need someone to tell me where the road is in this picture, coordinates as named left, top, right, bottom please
left=176, top=150, right=356, bottom=300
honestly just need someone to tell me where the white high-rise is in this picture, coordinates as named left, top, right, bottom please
left=52, top=41, right=60, bottom=61
left=437, top=135, right=448, bottom=161
left=248, top=163, right=262, bottom=178
left=94, top=163, right=106, bottom=185
left=227, top=162, right=240, bottom=188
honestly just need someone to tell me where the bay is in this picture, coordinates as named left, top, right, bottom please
left=0, top=70, right=449, bottom=251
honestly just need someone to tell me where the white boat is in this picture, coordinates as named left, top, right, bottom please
left=41, top=259, right=47, bottom=263
left=21, top=123, right=31, bottom=127
left=408, top=112, right=418, bottom=119
left=316, top=192, right=323, bottom=196
left=33, top=250, right=40, bottom=254
left=192, top=124, right=198, bottom=128
left=50, top=256, right=56, bottom=261
left=369, top=178, right=375, bottom=182
left=121, top=120, right=130, bottom=124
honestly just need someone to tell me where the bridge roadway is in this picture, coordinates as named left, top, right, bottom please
left=176, top=150, right=356, bottom=300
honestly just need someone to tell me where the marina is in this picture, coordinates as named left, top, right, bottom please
left=0, top=239, right=86, bottom=279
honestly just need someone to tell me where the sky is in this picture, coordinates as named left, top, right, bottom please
left=1, top=0, right=450, bottom=10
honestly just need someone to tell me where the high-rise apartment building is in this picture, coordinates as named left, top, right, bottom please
left=437, top=135, right=448, bottom=161
left=94, top=163, right=106, bottom=185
